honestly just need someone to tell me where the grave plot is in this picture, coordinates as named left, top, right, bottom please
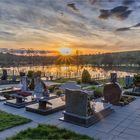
left=26, top=97, right=65, bottom=115
left=60, top=89, right=114, bottom=127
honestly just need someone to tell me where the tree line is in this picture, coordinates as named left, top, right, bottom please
left=0, top=50, right=140, bottom=67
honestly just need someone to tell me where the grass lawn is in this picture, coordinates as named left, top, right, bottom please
left=0, top=110, right=31, bottom=132
left=53, top=78, right=77, bottom=83
left=7, top=124, right=95, bottom=140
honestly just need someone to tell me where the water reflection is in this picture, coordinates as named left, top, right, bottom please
left=0, top=65, right=137, bottom=80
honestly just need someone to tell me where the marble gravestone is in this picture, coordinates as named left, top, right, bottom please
left=20, top=76, right=28, bottom=91
left=33, top=77, right=45, bottom=99
left=60, top=89, right=113, bottom=127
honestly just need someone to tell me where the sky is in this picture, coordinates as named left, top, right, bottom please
left=0, top=0, right=140, bottom=55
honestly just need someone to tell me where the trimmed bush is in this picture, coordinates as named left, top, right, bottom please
left=27, top=70, right=34, bottom=78
left=82, top=69, right=91, bottom=84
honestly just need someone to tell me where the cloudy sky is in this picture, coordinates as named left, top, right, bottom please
left=0, top=0, right=140, bottom=54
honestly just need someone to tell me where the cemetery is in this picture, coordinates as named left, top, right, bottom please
left=0, top=69, right=139, bottom=140
left=0, top=0, right=140, bottom=139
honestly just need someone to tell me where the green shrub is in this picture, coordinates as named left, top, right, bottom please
left=27, top=70, right=34, bottom=78
left=55, top=89, right=64, bottom=97
left=77, top=79, right=81, bottom=84
left=82, top=69, right=91, bottom=84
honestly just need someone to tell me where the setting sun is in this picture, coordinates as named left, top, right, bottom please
left=59, top=47, right=72, bottom=55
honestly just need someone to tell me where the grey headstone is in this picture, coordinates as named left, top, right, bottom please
left=130, top=77, right=134, bottom=85
left=34, top=78, right=44, bottom=98
left=125, top=76, right=133, bottom=87
left=20, top=76, right=28, bottom=91
left=65, top=89, right=88, bottom=117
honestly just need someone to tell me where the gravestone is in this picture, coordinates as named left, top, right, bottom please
left=34, top=77, right=45, bottom=99
left=60, top=89, right=113, bottom=127
left=103, top=83, right=122, bottom=104
left=50, top=76, right=53, bottom=81
left=12, top=75, right=17, bottom=82
left=1, top=69, right=8, bottom=80
left=124, top=74, right=140, bottom=96
left=65, top=89, right=88, bottom=117
left=125, top=76, right=133, bottom=88
left=20, top=76, right=28, bottom=91
left=133, top=74, right=140, bottom=93
left=104, top=82, right=135, bottom=106
left=110, top=73, right=117, bottom=83
left=133, top=87, right=140, bottom=93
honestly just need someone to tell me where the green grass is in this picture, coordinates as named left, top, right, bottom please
left=7, top=124, right=95, bottom=140
left=53, top=78, right=77, bottom=83
left=0, top=110, right=31, bottom=132
left=54, top=77, right=125, bottom=87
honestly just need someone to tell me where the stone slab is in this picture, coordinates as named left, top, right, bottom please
left=26, top=97, right=65, bottom=115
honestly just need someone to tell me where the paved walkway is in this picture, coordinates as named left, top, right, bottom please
left=0, top=97, right=140, bottom=140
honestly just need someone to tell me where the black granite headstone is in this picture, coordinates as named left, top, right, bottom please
left=1, top=69, right=8, bottom=80
left=110, top=73, right=117, bottom=83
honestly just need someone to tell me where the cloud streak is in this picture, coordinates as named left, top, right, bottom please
left=0, top=0, right=140, bottom=53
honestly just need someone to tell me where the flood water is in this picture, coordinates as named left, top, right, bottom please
left=0, top=65, right=138, bottom=80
